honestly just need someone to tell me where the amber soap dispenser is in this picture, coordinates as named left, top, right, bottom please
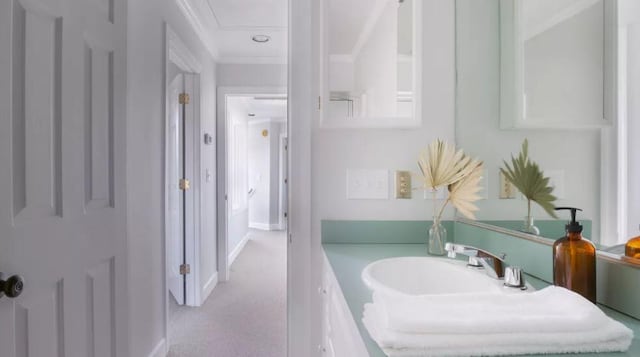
left=553, top=207, right=596, bottom=303
left=625, top=226, right=640, bottom=260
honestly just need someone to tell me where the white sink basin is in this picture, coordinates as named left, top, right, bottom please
left=362, top=256, right=527, bottom=297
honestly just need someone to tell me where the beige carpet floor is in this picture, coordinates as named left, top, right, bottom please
left=168, top=229, right=287, bottom=357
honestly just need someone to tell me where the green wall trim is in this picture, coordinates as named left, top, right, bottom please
left=321, top=220, right=454, bottom=244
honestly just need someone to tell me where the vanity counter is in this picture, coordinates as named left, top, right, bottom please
left=322, top=243, right=640, bottom=357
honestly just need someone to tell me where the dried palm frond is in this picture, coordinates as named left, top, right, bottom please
left=501, top=139, right=558, bottom=219
left=447, top=162, right=484, bottom=220
left=418, top=140, right=479, bottom=190
left=418, top=139, right=484, bottom=222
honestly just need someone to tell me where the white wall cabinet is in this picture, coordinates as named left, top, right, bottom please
left=321, top=254, right=370, bottom=357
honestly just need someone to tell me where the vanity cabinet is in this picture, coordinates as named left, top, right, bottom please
left=321, top=253, right=369, bottom=357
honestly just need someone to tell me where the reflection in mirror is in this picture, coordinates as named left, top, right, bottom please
left=500, top=0, right=617, bottom=129
left=322, top=0, right=422, bottom=127
left=456, top=0, right=640, bottom=264
left=523, top=0, right=604, bottom=125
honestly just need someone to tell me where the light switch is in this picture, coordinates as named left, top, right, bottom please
left=346, top=169, right=389, bottom=200
left=395, top=171, right=412, bottom=199
left=499, top=171, right=517, bottom=199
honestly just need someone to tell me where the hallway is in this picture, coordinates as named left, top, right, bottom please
left=168, top=230, right=287, bottom=357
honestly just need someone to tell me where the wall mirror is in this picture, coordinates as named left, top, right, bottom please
left=319, top=0, right=422, bottom=128
left=455, top=0, right=640, bottom=265
left=500, top=0, right=618, bottom=129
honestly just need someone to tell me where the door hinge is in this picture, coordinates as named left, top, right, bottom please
left=180, top=264, right=191, bottom=275
left=318, top=96, right=321, bottom=110
left=179, top=179, right=191, bottom=190
left=179, top=93, right=190, bottom=105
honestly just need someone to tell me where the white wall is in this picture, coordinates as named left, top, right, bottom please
left=127, top=0, right=217, bottom=355
left=227, top=97, right=250, bottom=258
left=622, top=0, right=640, bottom=237
left=456, top=0, right=600, bottom=236
left=248, top=122, right=272, bottom=227
left=247, top=120, right=286, bottom=229
left=311, top=1, right=456, bottom=352
left=217, top=63, right=287, bottom=87
left=312, top=0, right=456, bottom=224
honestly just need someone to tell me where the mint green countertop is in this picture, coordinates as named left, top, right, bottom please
left=323, top=243, right=640, bottom=357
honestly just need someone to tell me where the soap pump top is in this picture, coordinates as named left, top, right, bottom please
left=555, top=207, right=583, bottom=235
left=552, top=206, right=596, bottom=303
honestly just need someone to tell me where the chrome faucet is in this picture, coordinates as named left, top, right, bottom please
left=444, top=243, right=508, bottom=280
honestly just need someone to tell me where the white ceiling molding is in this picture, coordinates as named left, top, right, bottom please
left=174, top=0, right=221, bottom=60
left=350, top=0, right=392, bottom=60
left=217, top=56, right=288, bottom=65
left=248, top=118, right=287, bottom=125
left=176, top=0, right=288, bottom=64
left=524, top=0, right=600, bottom=40
left=167, top=25, right=203, bottom=73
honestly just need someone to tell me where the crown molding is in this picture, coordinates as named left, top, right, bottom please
left=217, top=55, right=287, bottom=65
left=174, top=0, right=221, bottom=60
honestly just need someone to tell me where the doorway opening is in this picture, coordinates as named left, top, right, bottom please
left=226, top=94, right=288, bottom=266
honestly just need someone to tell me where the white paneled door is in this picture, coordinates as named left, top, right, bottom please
left=167, top=73, right=185, bottom=305
left=0, top=0, right=128, bottom=356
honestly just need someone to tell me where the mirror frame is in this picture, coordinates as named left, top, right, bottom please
left=319, top=0, right=423, bottom=128
left=499, top=0, right=618, bottom=129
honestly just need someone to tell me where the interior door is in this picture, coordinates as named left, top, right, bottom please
left=0, top=0, right=128, bottom=356
left=168, top=73, right=186, bottom=305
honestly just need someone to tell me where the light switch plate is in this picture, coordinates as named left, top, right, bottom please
left=424, top=186, right=448, bottom=200
left=479, top=169, right=489, bottom=199
left=395, top=171, right=412, bottom=199
left=499, top=171, right=517, bottom=199
left=346, top=169, right=389, bottom=200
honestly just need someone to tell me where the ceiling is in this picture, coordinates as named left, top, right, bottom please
left=229, top=96, right=288, bottom=120
left=204, top=0, right=288, bottom=63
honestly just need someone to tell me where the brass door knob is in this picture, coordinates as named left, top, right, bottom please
left=0, top=273, right=24, bottom=299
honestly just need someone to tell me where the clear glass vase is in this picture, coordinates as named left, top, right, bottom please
left=521, top=215, right=541, bottom=235
left=428, top=217, right=447, bottom=256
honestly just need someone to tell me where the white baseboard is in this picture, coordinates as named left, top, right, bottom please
left=248, top=222, right=281, bottom=230
left=200, top=272, right=218, bottom=304
left=148, top=338, right=166, bottom=357
left=228, top=233, right=250, bottom=267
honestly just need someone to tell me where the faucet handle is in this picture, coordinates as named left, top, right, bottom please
left=504, top=266, right=526, bottom=289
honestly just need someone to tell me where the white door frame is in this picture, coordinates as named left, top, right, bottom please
left=278, top=133, right=288, bottom=231
left=216, top=86, right=287, bottom=282
left=162, top=23, right=203, bottom=346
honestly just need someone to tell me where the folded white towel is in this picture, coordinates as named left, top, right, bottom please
left=372, top=286, right=611, bottom=334
left=363, top=302, right=634, bottom=357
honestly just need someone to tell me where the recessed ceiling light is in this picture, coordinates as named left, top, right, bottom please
left=252, top=35, right=271, bottom=43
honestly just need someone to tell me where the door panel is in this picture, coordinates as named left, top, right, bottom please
left=0, top=0, right=127, bottom=356
left=168, top=73, right=185, bottom=305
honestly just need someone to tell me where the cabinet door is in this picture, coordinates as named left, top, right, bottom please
left=322, top=254, right=369, bottom=357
